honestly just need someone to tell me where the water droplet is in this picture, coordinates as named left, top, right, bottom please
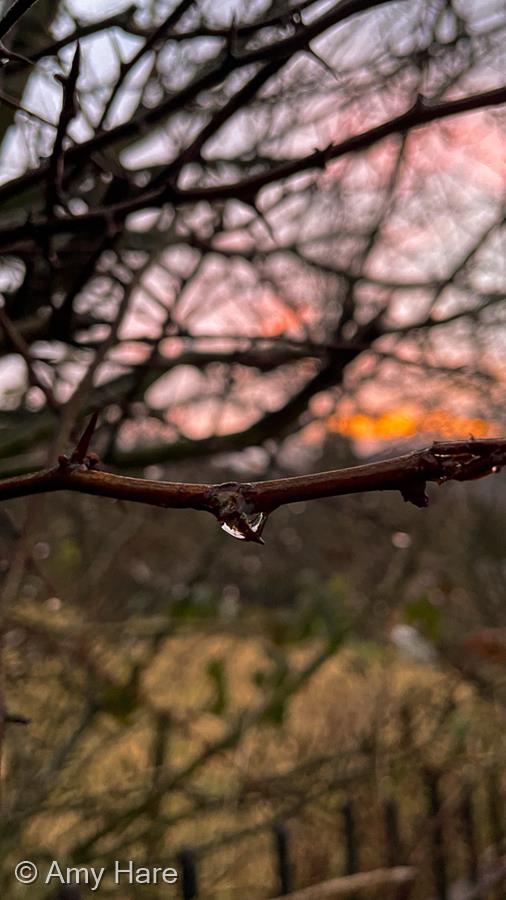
left=220, top=512, right=267, bottom=543
left=220, top=521, right=246, bottom=540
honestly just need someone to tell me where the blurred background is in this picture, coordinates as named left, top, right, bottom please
left=0, top=0, right=505, bottom=897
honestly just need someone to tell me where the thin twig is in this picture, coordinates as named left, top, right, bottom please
left=46, top=43, right=80, bottom=218
left=1, top=83, right=505, bottom=253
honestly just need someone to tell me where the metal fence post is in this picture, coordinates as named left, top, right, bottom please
left=273, top=822, right=292, bottom=895
left=177, top=847, right=198, bottom=900
left=424, top=768, right=448, bottom=900
left=459, top=785, right=478, bottom=885
left=342, top=799, right=358, bottom=876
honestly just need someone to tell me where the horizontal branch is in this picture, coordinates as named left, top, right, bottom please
left=0, top=0, right=394, bottom=209
left=1, top=84, right=505, bottom=253
left=178, top=85, right=506, bottom=200
left=0, top=433, right=504, bottom=543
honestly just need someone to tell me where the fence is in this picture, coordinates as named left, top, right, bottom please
left=52, top=766, right=504, bottom=900
left=173, top=768, right=505, bottom=900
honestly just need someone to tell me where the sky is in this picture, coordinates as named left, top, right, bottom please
left=0, top=0, right=505, bottom=457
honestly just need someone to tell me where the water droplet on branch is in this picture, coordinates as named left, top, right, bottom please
left=220, top=512, right=268, bottom=543
left=208, top=482, right=269, bottom=543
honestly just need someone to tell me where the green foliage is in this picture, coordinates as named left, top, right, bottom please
left=402, top=595, right=443, bottom=643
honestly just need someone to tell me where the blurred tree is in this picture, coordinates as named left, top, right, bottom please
left=0, top=0, right=503, bottom=476
left=0, top=3, right=505, bottom=896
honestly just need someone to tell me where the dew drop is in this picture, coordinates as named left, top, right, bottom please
left=246, top=512, right=267, bottom=533
left=220, top=512, right=268, bottom=543
left=220, top=521, right=247, bottom=541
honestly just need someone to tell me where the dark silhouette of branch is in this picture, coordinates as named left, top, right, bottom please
left=3, top=6, right=138, bottom=68
left=1, top=84, right=505, bottom=253
left=0, top=0, right=39, bottom=40
left=96, top=0, right=195, bottom=130
left=0, top=419, right=504, bottom=543
left=0, top=307, right=58, bottom=411
left=46, top=43, right=81, bottom=218
left=125, top=84, right=506, bottom=205
left=0, top=0, right=397, bottom=209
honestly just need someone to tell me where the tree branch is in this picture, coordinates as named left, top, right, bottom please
left=0, top=428, right=504, bottom=543
left=1, top=84, right=505, bottom=253
left=0, top=0, right=396, bottom=209
left=46, top=43, right=81, bottom=218
left=0, top=0, right=39, bottom=40
left=0, top=307, right=58, bottom=411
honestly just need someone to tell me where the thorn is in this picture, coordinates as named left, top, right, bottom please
left=306, top=48, right=339, bottom=81
left=70, top=412, right=99, bottom=465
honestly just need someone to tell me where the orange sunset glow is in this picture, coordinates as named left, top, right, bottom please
left=327, top=407, right=501, bottom=444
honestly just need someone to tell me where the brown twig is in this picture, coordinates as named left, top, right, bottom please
left=0, top=419, right=504, bottom=543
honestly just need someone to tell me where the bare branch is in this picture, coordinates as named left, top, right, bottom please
left=0, top=307, right=58, bottom=411
left=46, top=43, right=81, bottom=218
left=0, top=0, right=39, bottom=41
left=1, top=84, right=505, bottom=253
left=0, top=0, right=409, bottom=208
left=0, top=428, right=504, bottom=543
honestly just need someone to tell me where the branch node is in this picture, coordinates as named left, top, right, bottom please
left=206, top=482, right=268, bottom=543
